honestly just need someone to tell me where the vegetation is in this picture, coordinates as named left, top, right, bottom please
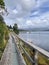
left=0, top=15, right=9, bottom=60
left=0, top=0, right=5, bottom=8
left=13, top=23, right=19, bottom=34
left=7, top=25, right=12, bottom=30
left=19, top=44, right=49, bottom=65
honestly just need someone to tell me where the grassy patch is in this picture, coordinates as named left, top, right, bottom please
left=0, top=21, right=9, bottom=60
left=21, top=44, right=49, bottom=65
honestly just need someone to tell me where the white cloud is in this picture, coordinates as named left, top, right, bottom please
left=26, top=20, right=35, bottom=26
left=4, top=0, right=37, bottom=18
left=4, top=0, right=49, bottom=28
left=13, top=9, right=18, bottom=14
left=36, top=0, right=49, bottom=7
left=33, top=11, right=39, bottom=15
left=40, top=12, right=49, bottom=25
left=20, top=0, right=36, bottom=11
left=25, top=11, right=49, bottom=28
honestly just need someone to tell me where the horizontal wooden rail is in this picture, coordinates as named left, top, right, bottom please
left=13, top=33, right=49, bottom=58
left=20, top=44, right=35, bottom=63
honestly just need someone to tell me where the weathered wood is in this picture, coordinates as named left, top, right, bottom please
left=32, top=49, right=38, bottom=65
left=12, top=32, right=49, bottom=65
left=12, top=35, right=26, bottom=65
left=13, top=32, right=49, bottom=58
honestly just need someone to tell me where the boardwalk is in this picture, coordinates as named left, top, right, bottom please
left=0, top=35, right=26, bottom=65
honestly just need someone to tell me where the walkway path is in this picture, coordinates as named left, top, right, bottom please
left=1, top=35, right=19, bottom=65
left=0, top=34, right=26, bottom=65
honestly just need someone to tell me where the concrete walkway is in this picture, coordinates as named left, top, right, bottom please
left=0, top=33, right=26, bottom=65
left=1, top=35, right=19, bottom=65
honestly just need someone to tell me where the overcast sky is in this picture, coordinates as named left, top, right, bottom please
left=4, top=0, right=49, bottom=29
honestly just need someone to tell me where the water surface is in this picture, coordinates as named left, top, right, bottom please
left=19, top=31, right=49, bottom=52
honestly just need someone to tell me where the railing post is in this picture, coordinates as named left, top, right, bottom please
left=18, top=39, right=21, bottom=49
left=32, top=49, right=38, bottom=65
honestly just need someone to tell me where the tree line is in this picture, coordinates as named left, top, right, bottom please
left=7, top=24, right=19, bottom=35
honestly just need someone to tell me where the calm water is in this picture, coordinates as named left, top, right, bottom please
left=19, top=31, right=49, bottom=52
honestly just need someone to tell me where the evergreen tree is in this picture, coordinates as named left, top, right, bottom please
left=13, top=24, right=19, bottom=34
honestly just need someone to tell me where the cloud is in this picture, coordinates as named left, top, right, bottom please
left=26, top=20, right=35, bottom=26
left=4, top=0, right=49, bottom=28
left=19, top=0, right=36, bottom=11
left=4, top=0, right=37, bottom=17
left=31, top=0, right=49, bottom=17
left=13, top=9, right=18, bottom=14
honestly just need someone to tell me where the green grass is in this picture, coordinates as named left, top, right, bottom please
left=20, top=44, right=49, bottom=65
left=0, top=21, right=9, bottom=60
left=22, top=53, right=32, bottom=65
left=38, top=53, right=49, bottom=65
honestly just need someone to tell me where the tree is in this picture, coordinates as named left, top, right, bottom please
left=0, top=0, right=5, bottom=8
left=9, top=25, right=12, bottom=29
left=0, top=15, right=5, bottom=24
left=13, top=24, right=19, bottom=34
left=0, top=0, right=8, bottom=15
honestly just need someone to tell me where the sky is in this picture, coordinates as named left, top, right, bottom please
left=4, top=0, right=49, bottom=29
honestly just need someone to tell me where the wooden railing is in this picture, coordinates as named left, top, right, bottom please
left=12, top=32, right=49, bottom=65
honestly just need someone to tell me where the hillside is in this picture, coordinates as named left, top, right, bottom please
left=0, top=15, right=9, bottom=59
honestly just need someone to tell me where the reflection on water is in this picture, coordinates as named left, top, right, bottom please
left=19, top=31, right=49, bottom=52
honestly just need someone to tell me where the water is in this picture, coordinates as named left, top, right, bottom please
left=19, top=31, right=49, bottom=52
